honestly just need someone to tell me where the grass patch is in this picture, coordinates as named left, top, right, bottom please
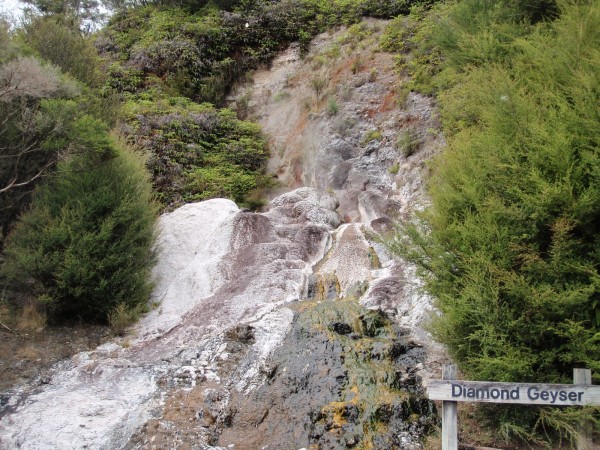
left=351, top=56, right=363, bottom=74
left=311, top=76, right=327, bottom=100
left=109, top=303, right=145, bottom=336
left=369, top=68, right=378, bottom=82
left=361, top=129, right=382, bottom=145
left=17, top=303, right=47, bottom=333
left=273, top=91, right=291, bottom=102
left=327, top=97, right=339, bottom=115
left=396, top=129, right=421, bottom=157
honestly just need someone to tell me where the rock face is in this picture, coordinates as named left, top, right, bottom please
left=217, top=302, right=436, bottom=450
left=0, top=188, right=337, bottom=449
left=232, top=19, right=442, bottom=225
left=230, top=19, right=449, bottom=382
left=0, top=20, right=448, bottom=450
left=138, top=199, right=241, bottom=340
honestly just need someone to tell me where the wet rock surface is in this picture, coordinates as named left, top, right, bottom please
left=218, top=301, right=437, bottom=450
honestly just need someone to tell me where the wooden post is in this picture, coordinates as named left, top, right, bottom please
left=429, top=368, right=598, bottom=449
left=574, top=368, right=592, bottom=450
left=442, top=365, right=458, bottom=450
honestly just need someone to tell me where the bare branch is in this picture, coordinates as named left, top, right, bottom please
left=0, top=159, right=56, bottom=194
left=0, top=319, right=21, bottom=335
left=0, top=140, right=41, bottom=159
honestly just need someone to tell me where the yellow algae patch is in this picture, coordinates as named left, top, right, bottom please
left=367, top=246, right=381, bottom=269
left=321, top=401, right=349, bottom=431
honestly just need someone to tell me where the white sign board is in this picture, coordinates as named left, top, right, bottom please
left=428, top=380, right=600, bottom=406
left=430, top=367, right=597, bottom=450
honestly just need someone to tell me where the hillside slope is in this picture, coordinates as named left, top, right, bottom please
left=0, top=20, right=446, bottom=450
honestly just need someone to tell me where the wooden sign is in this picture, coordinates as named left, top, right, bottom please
left=430, top=367, right=597, bottom=450
left=428, top=380, right=600, bottom=406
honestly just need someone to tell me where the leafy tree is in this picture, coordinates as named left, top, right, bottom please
left=0, top=57, right=83, bottom=242
left=0, top=10, right=120, bottom=245
left=1, top=139, right=156, bottom=323
left=21, top=15, right=102, bottom=85
left=20, top=0, right=108, bottom=29
left=0, top=19, right=20, bottom=62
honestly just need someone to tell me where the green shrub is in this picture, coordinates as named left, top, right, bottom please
left=311, top=76, right=326, bottom=99
left=380, top=16, right=413, bottom=53
left=99, top=0, right=439, bottom=103
left=327, top=96, right=339, bottom=115
left=396, top=129, right=421, bottom=157
left=109, top=302, right=146, bottom=335
left=185, top=163, right=257, bottom=203
left=389, top=0, right=550, bottom=94
left=361, top=129, right=382, bottom=145
left=351, top=55, right=363, bottom=74
left=394, top=84, right=410, bottom=108
left=368, top=68, right=378, bottom=82
left=22, top=16, right=103, bottom=87
left=0, top=20, right=20, bottom=63
left=1, top=142, right=157, bottom=324
left=272, top=91, right=290, bottom=102
left=0, top=96, right=116, bottom=245
left=298, top=29, right=312, bottom=57
left=104, top=63, right=144, bottom=94
left=389, top=0, right=600, bottom=442
left=122, top=96, right=270, bottom=209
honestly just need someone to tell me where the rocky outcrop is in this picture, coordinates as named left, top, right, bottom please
left=231, top=19, right=443, bottom=226
left=230, top=20, right=448, bottom=381
left=137, top=199, right=240, bottom=340
left=217, top=304, right=436, bottom=450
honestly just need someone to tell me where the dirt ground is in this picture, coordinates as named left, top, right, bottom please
left=0, top=324, right=111, bottom=394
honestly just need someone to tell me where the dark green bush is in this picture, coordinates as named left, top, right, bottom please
left=389, top=0, right=600, bottom=442
left=0, top=96, right=113, bottom=243
left=1, top=141, right=157, bottom=324
left=1, top=13, right=121, bottom=247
